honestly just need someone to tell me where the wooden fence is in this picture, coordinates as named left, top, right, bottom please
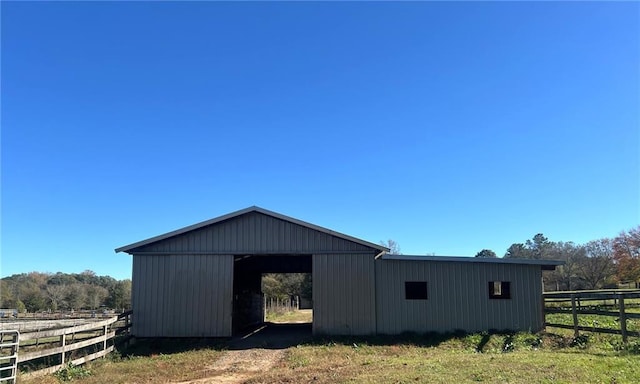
left=544, top=290, right=640, bottom=343
left=0, top=310, right=131, bottom=383
left=0, top=331, right=18, bottom=384
left=264, top=296, right=299, bottom=314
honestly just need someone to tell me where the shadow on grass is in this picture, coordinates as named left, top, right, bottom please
left=308, top=330, right=467, bottom=349
left=118, top=324, right=608, bottom=357
left=475, top=333, right=491, bottom=352
left=117, top=337, right=228, bottom=357
left=117, top=324, right=470, bottom=355
left=307, top=328, right=541, bottom=350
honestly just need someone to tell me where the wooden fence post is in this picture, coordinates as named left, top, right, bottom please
left=571, top=294, right=579, bottom=338
left=103, top=325, right=108, bottom=351
left=619, top=294, right=628, bottom=344
left=60, top=334, right=66, bottom=365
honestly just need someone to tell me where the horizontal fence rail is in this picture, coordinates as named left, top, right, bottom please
left=544, top=290, right=640, bottom=343
left=0, top=310, right=132, bottom=380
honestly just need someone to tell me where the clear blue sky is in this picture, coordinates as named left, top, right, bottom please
left=2, top=2, right=638, bottom=280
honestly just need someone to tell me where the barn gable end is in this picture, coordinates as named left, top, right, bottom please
left=117, top=206, right=388, bottom=337
left=118, top=207, right=385, bottom=255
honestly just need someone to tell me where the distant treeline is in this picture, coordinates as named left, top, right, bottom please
left=477, top=226, right=640, bottom=291
left=1, top=270, right=131, bottom=313
left=262, top=273, right=311, bottom=301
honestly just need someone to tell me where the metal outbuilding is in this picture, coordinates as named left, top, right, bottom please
left=116, top=206, right=562, bottom=337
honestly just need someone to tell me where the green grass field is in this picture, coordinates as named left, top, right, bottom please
left=15, top=306, right=640, bottom=384
left=249, top=337, right=640, bottom=384
left=545, top=300, right=640, bottom=336
left=546, top=312, right=640, bottom=333
left=19, top=328, right=640, bottom=384
left=265, top=308, right=312, bottom=323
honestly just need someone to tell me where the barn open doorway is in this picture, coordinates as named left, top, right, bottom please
left=232, top=254, right=312, bottom=334
left=262, top=273, right=312, bottom=324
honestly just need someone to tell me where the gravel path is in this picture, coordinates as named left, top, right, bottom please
left=173, top=348, right=285, bottom=384
left=172, top=323, right=311, bottom=384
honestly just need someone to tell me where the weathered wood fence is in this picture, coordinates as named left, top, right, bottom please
left=0, top=310, right=131, bottom=383
left=544, top=290, right=640, bottom=343
left=264, top=296, right=299, bottom=314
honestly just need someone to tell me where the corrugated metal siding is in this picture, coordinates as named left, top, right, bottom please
left=313, top=253, right=376, bottom=335
left=131, top=254, right=233, bottom=337
left=133, top=212, right=374, bottom=254
left=375, top=260, right=543, bottom=334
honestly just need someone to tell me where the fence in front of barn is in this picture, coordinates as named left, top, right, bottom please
left=0, top=310, right=132, bottom=383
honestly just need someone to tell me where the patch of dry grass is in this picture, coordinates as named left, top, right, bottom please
left=266, top=309, right=312, bottom=323
left=20, top=347, right=225, bottom=384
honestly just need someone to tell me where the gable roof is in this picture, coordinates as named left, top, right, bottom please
left=115, top=206, right=389, bottom=254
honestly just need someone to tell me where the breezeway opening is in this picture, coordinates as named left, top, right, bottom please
left=232, top=254, right=312, bottom=334
left=263, top=273, right=312, bottom=324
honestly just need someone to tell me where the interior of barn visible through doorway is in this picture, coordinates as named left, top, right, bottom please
left=232, top=254, right=312, bottom=334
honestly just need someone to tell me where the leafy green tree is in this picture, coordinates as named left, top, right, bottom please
left=0, top=280, right=15, bottom=308
left=262, top=273, right=311, bottom=301
left=526, top=234, right=553, bottom=260
left=262, top=274, right=285, bottom=300
left=475, top=249, right=497, bottom=258
left=505, top=234, right=554, bottom=260
left=106, top=280, right=131, bottom=310
left=75, top=270, right=98, bottom=285
left=281, top=274, right=306, bottom=297
left=65, top=284, right=87, bottom=310
left=86, top=285, right=109, bottom=309
left=3, top=271, right=129, bottom=312
left=300, top=274, right=312, bottom=299
left=97, top=275, right=117, bottom=291
left=20, top=285, right=47, bottom=312
left=504, top=243, right=530, bottom=259
left=16, top=299, right=26, bottom=313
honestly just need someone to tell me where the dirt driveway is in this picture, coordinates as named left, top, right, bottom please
left=173, top=323, right=312, bottom=384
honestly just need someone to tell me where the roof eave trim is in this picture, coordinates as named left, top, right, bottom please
left=381, top=254, right=564, bottom=269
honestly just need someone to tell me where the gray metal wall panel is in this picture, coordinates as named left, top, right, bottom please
left=313, top=253, right=376, bottom=335
left=375, top=260, right=544, bottom=334
left=134, top=212, right=375, bottom=254
left=131, top=254, right=233, bottom=337
left=131, top=255, right=142, bottom=336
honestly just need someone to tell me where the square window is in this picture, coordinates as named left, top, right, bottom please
left=405, top=281, right=428, bottom=300
left=489, top=281, right=511, bottom=299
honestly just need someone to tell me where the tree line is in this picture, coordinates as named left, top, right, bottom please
left=1, top=270, right=131, bottom=313
left=261, top=273, right=312, bottom=301
left=475, top=226, right=640, bottom=291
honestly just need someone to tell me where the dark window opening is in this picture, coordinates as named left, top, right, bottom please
left=405, top=281, right=428, bottom=300
left=489, top=281, right=511, bottom=299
